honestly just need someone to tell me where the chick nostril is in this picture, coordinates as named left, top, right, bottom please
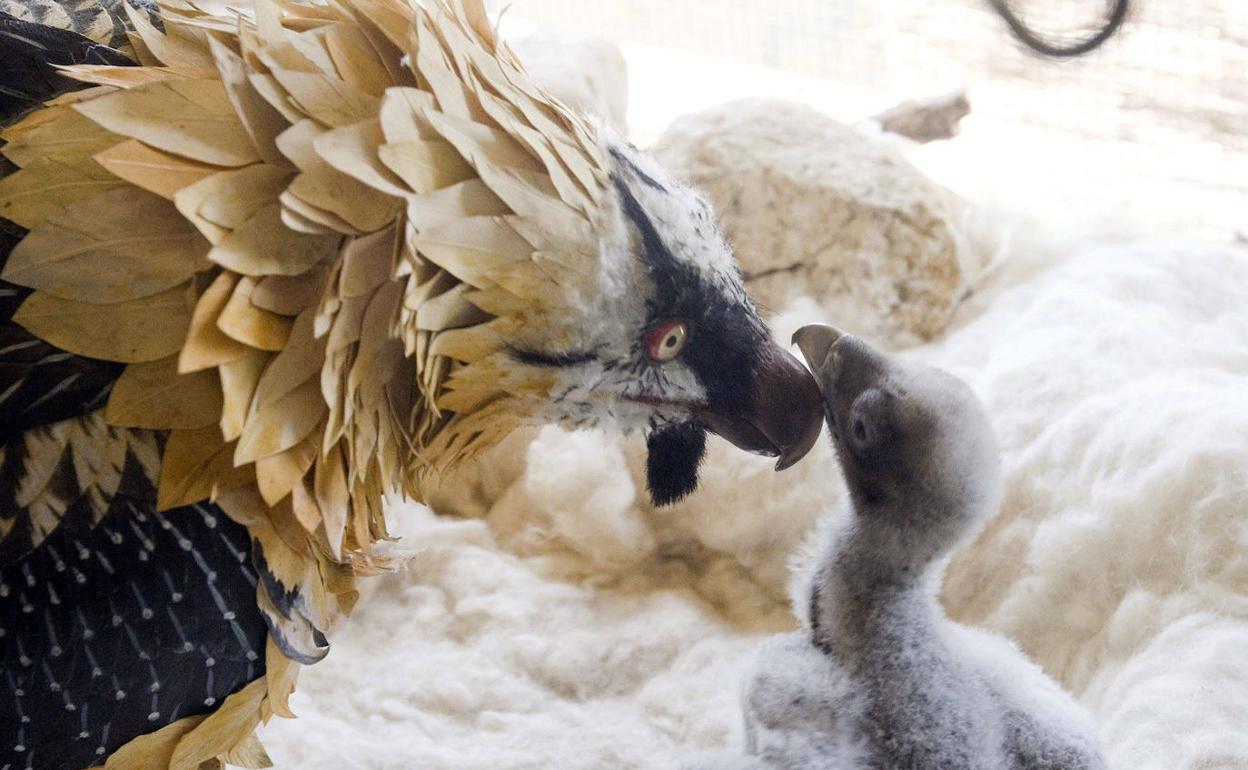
left=853, top=418, right=868, bottom=442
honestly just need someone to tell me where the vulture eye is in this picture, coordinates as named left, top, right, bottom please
left=645, top=320, right=689, bottom=363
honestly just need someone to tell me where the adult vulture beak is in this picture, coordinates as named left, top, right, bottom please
left=698, top=338, right=824, bottom=471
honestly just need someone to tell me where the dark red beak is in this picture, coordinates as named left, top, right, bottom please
left=697, top=339, right=824, bottom=470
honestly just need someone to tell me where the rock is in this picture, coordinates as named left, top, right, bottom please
left=510, top=30, right=629, bottom=133
left=652, top=99, right=973, bottom=346
left=870, top=90, right=971, bottom=144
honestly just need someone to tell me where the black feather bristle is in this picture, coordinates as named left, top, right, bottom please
left=646, top=421, right=707, bottom=507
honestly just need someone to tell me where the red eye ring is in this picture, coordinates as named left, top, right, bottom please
left=645, top=319, right=689, bottom=363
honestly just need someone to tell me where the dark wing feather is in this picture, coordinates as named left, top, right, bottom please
left=0, top=441, right=267, bottom=770
left=0, top=301, right=274, bottom=770
left=0, top=0, right=157, bottom=49
left=0, top=229, right=125, bottom=444
left=0, top=9, right=133, bottom=121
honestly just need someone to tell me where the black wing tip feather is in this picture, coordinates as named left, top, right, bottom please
left=0, top=9, right=133, bottom=122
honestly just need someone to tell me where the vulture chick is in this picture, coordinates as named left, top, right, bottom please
left=688, top=326, right=1106, bottom=770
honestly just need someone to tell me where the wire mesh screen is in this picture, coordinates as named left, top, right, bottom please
left=505, top=0, right=1247, bottom=242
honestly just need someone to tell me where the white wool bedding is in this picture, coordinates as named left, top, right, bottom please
left=257, top=221, right=1248, bottom=768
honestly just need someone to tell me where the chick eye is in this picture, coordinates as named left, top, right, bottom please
left=645, top=320, right=689, bottom=363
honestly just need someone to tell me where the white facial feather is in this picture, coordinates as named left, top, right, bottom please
left=604, top=138, right=748, bottom=301
left=529, top=136, right=755, bottom=437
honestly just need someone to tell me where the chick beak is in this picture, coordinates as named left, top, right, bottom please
left=697, top=338, right=824, bottom=471
left=792, top=323, right=844, bottom=376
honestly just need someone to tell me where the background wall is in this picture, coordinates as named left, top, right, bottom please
left=502, top=0, right=1247, bottom=244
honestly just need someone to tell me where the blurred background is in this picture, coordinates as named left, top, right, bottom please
left=499, top=0, right=1246, bottom=244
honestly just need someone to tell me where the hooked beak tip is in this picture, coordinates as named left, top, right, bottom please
left=792, top=324, right=844, bottom=372
left=700, top=339, right=823, bottom=470
left=775, top=444, right=805, bottom=471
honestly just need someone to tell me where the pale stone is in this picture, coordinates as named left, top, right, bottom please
left=653, top=99, right=972, bottom=346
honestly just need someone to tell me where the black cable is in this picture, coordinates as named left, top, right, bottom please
left=987, top=0, right=1130, bottom=57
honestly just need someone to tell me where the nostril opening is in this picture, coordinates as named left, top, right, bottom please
left=853, top=418, right=868, bottom=442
